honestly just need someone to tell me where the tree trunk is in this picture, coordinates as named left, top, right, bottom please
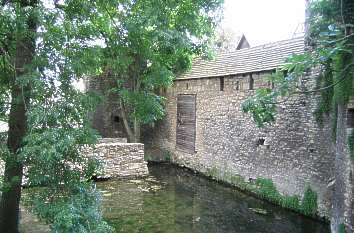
left=0, top=86, right=28, bottom=233
left=133, top=117, right=141, bottom=143
left=120, top=101, right=135, bottom=142
left=119, top=102, right=141, bottom=143
left=0, top=1, right=36, bottom=232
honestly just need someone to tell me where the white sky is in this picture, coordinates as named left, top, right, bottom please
left=222, top=0, right=306, bottom=46
left=0, top=121, right=8, bottom=132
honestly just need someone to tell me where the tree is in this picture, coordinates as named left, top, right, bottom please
left=0, top=1, right=110, bottom=232
left=0, top=0, right=223, bottom=232
left=242, top=0, right=353, bottom=232
left=214, top=27, right=241, bottom=52
left=90, top=0, right=223, bottom=142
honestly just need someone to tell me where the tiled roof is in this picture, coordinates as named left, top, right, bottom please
left=178, top=37, right=305, bottom=80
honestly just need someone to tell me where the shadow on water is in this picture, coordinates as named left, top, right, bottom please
left=97, top=163, right=330, bottom=233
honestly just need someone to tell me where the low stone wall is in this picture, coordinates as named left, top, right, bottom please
left=98, top=138, right=127, bottom=143
left=84, top=139, right=149, bottom=178
left=0, top=138, right=148, bottom=181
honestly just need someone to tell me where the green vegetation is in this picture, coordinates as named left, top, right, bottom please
left=339, top=223, right=346, bottom=233
left=301, top=186, right=318, bottom=217
left=205, top=167, right=318, bottom=217
left=241, top=1, right=353, bottom=229
left=163, top=150, right=172, bottom=162
left=241, top=0, right=354, bottom=152
left=0, top=0, right=223, bottom=232
left=99, top=0, right=224, bottom=142
left=349, top=130, right=354, bottom=161
left=255, top=178, right=280, bottom=202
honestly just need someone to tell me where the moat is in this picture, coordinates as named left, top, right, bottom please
left=97, top=163, right=330, bottom=233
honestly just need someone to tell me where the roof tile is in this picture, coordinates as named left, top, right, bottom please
left=178, top=37, right=305, bottom=80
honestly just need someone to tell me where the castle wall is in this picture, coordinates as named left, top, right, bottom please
left=151, top=72, right=335, bottom=217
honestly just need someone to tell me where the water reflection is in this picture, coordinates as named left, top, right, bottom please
left=97, top=163, right=330, bottom=233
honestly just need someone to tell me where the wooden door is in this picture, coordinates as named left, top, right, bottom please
left=176, top=94, right=196, bottom=153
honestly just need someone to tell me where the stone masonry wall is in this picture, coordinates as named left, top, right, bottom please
left=85, top=75, right=127, bottom=138
left=151, top=72, right=335, bottom=218
left=0, top=138, right=148, bottom=182
left=84, top=139, right=148, bottom=178
left=331, top=103, right=354, bottom=233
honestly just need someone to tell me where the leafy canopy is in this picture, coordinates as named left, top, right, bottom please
left=242, top=0, right=354, bottom=128
left=90, top=0, right=223, bottom=124
left=0, top=0, right=223, bottom=232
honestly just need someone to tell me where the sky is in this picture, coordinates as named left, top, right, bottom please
left=222, top=0, right=306, bottom=46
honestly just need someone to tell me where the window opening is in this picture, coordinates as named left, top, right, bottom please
left=348, top=109, right=354, bottom=128
left=249, top=74, right=254, bottom=90
left=220, top=77, right=224, bottom=91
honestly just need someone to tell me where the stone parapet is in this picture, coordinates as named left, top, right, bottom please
left=0, top=139, right=149, bottom=183
left=84, top=141, right=148, bottom=178
left=98, top=138, right=128, bottom=143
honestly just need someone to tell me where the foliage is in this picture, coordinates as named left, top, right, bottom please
left=94, top=0, right=224, bottom=141
left=0, top=0, right=224, bottom=230
left=339, top=223, right=346, bottom=233
left=241, top=0, right=354, bottom=164
left=214, top=27, right=241, bottom=52
left=300, top=186, right=318, bottom=217
left=242, top=0, right=354, bottom=129
left=163, top=150, right=172, bottom=162
left=24, top=185, right=111, bottom=233
left=0, top=1, right=113, bottom=231
left=242, top=88, right=278, bottom=127
left=349, top=130, right=354, bottom=161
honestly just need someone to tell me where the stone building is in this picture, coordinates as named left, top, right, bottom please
left=149, top=36, right=335, bottom=218
left=85, top=72, right=126, bottom=138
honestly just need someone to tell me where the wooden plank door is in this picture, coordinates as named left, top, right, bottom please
left=176, top=94, right=196, bottom=153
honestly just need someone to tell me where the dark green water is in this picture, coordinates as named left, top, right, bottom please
left=97, top=163, right=330, bottom=233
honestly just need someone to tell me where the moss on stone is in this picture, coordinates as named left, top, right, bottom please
left=281, top=195, right=301, bottom=210
left=163, top=150, right=172, bottom=162
left=339, top=223, right=346, bottom=233
left=202, top=167, right=318, bottom=218
left=300, top=186, right=318, bottom=217
left=255, top=178, right=281, bottom=203
left=348, top=129, right=354, bottom=162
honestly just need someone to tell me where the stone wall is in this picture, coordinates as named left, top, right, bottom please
left=1, top=138, right=148, bottom=182
left=85, top=74, right=126, bottom=138
left=84, top=139, right=149, bottom=178
left=151, top=72, right=335, bottom=218
left=331, top=103, right=354, bottom=233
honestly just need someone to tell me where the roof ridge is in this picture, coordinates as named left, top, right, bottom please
left=216, top=36, right=304, bottom=56
left=177, top=37, right=305, bottom=80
